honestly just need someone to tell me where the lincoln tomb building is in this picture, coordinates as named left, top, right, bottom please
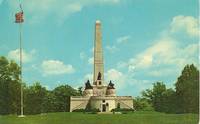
left=70, top=20, right=133, bottom=112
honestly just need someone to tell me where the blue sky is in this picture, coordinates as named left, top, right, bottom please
left=0, top=0, right=199, bottom=96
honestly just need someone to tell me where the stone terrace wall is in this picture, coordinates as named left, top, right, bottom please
left=116, top=96, right=133, bottom=109
left=70, top=96, right=90, bottom=112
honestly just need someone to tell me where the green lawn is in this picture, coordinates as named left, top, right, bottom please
left=0, top=111, right=198, bottom=124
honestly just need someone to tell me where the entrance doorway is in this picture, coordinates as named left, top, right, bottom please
left=102, top=104, right=106, bottom=112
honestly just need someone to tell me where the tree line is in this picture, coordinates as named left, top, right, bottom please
left=134, top=64, right=199, bottom=114
left=0, top=56, right=199, bottom=115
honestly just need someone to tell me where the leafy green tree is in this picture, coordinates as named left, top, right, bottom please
left=24, top=84, right=80, bottom=114
left=142, top=64, right=199, bottom=114
left=175, top=64, right=199, bottom=113
left=133, top=97, right=154, bottom=111
left=42, top=91, right=56, bottom=113
left=78, top=86, right=83, bottom=96
left=24, top=82, right=47, bottom=114
left=53, top=85, right=79, bottom=112
left=142, top=82, right=167, bottom=112
left=0, top=57, right=21, bottom=115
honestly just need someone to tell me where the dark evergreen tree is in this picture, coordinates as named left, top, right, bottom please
left=162, top=88, right=177, bottom=113
left=175, top=64, right=199, bottom=113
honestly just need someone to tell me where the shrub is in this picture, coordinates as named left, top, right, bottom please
left=72, top=108, right=100, bottom=114
left=111, top=108, right=134, bottom=114
left=72, top=109, right=85, bottom=112
left=86, top=108, right=100, bottom=114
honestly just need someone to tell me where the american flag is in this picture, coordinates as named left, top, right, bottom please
left=15, top=11, right=24, bottom=23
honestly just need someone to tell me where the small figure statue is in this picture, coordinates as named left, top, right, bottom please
left=108, top=80, right=115, bottom=89
left=85, top=80, right=93, bottom=89
left=97, top=72, right=102, bottom=80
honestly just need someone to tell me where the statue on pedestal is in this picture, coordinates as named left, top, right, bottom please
left=97, top=72, right=102, bottom=80
left=85, top=80, right=93, bottom=89
left=108, top=80, right=115, bottom=89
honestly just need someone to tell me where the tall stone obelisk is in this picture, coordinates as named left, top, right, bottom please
left=93, top=20, right=104, bottom=86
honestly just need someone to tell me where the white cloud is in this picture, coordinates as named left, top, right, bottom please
left=117, top=35, right=131, bottom=44
left=105, top=69, right=126, bottom=89
left=128, top=37, right=176, bottom=70
left=105, top=35, right=131, bottom=53
left=128, top=37, right=198, bottom=72
left=7, top=0, right=122, bottom=24
left=104, top=68, right=151, bottom=94
left=170, top=15, right=199, bottom=37
left=106, top=69, right=123, bottom=81
left=41, top=60, right=75, bottom=76
left=7, top=49, right=35, bottom=63
left=106, top=45, right=118, bottom=53
left=88, top=57, right=94, bottom=65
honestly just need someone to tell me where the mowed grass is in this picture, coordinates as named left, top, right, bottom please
left=0, top=111, right=198, bottom=124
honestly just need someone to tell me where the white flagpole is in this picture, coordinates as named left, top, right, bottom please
left=18, top=3, right=25, bottom=117
left=19, top=22, right=24, bottom=117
